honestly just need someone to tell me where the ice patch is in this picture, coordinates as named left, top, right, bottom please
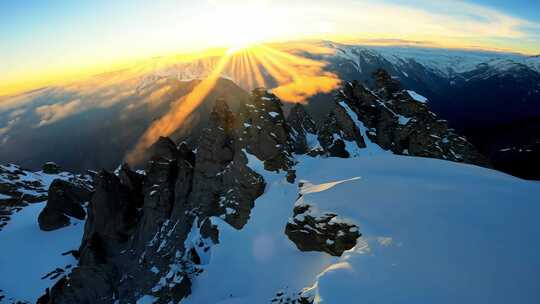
left=406, top=90, right=428, bottom=103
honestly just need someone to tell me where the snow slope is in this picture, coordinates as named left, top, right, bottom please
left=0, top=202, right=84, bottom=303
left=184, top=152, right=540, bottom=303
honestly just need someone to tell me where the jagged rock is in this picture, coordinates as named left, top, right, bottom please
left=42, top=162, right=61, bottom=174
left=36, top=288, right=50, bottom=304
left=190, top=98, right=266, bottom=229
left=318, top=104, right=366, bottom=158
left=133, top=157, right=178, bottom=249
left=373, top=68, right=401, bottom=98
left=237, top=89, right=295, bottom=172
left=338, top=69, right=490, bottom=167
left=117, top=163, right=144, bottom=209
left=46, top=168, right=141, bottom=303
left=1, top=164, right=92, bottom=231
left=271, top=290, right=314, bottom=304
left=38, top=208, right=71, bottom=232
left=47, top=265, right=119, bottom=304
left=80, top=170, right=139, bottom=262
left=149, top=136, right=178, bottom=161
left=200, top=217, right=219, bottom=244
left=287, top=104, right=318, bottom=155
left=48, top=99, right=266, bottom=303
left=38, top=179, right=93, bottom=231
left=285, top=203, right=360, bottom=257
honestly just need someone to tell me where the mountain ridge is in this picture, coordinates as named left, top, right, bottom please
left=0, top=70, right=509, bottom=303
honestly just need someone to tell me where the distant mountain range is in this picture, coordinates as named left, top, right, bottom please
left=0, top=40, right=538, bottom=178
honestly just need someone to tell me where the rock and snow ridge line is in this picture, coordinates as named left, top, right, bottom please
left=0, top=72, right=505, bottom=303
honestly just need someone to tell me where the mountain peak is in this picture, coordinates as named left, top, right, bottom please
left=0, top=71, right=497, bottom=303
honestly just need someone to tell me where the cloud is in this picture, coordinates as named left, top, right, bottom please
left=0, top=117, right=20, bottom=136
left=283, top=0, right=540, bottom=53
left=0, top=108, right=26, bottom=137
left=35, top=99, right=83, bottom=126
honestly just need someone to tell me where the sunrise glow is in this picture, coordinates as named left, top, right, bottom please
left=1, top=0, right=539, bottom=97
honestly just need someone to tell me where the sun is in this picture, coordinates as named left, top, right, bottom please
left=205, top=2, right=280, bottom=52
left=220, top=9, right=272, bottom=51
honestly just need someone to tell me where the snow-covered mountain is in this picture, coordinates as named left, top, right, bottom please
left=316, top=43, right=540, bottom=179
left=1, top=71, right=539, bottom=304
left=328, top=42, right=540, bottom=76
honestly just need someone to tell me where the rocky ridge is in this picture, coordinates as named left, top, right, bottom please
left=335, top=69, right=490, bottom=165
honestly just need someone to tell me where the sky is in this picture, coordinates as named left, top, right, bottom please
left=1, top=0, right=539, bottom=96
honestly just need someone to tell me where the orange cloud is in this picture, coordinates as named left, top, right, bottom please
left=272, top=75, right=341, bottom=103
left=35, top=99, right=83, bottom=126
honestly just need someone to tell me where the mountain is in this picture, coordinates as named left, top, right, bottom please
left=1, top=71, right=539, bottom=303
left=315, top=42, right=540, bottom=179
left=0, top=41, right=538, bottom=179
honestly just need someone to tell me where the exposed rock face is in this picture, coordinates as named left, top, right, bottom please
left=0, top=164, right=92, bottom=231
left=38, top=179, right=93, bottom=231
left=46, top=98, right=266, bottom=303
left=337, top=69, right=490, bottom=166
left=42, top=162, right=62, bottom=174
left=149, top=137, right=179, bottom=161
left=318, top=104, right=367, bottom=158
left=47, top=168, right=142, bottom=304
left=237, top=89, right=295, bottom=172
left=287, top=103, right=318, bottom=155
left=285, top=201, right=360, bottom=257
left=186, top=98, right=266, bottom=229
left=81, top=170, right=140, bottom=259
left=271, top=289, right=315, bottom=304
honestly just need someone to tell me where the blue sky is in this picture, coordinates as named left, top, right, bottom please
left=383, top=0, right=540, bottom=22
left=473, top=0, right=540, bottom=22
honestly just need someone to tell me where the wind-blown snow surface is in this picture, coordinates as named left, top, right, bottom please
left=185, top=153, right=540, bottom=303
left=0, top=202, right=84, bottom=303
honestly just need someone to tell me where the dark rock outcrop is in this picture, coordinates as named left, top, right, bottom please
left=38, top=179, right=93, bottom=231
left=80, top=170, right=139, bottom=259
left=285, top=203, right=360, bottom=257
left=149, top=136, right=179, bottom=161
left=1, top=164, right=92, bottom=231
left=287, top=103, right=318, bottom=155
left=237, top=89, right=295, bottom=172
left=318, top=104, right=366, bottom=158
left=46, top=98, right=266, bottom=303
left=42, top=162, right=62, bottom=174
left=337, top=69, right=490, bottom=167
left=47, top=167, right=142, bottom=304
